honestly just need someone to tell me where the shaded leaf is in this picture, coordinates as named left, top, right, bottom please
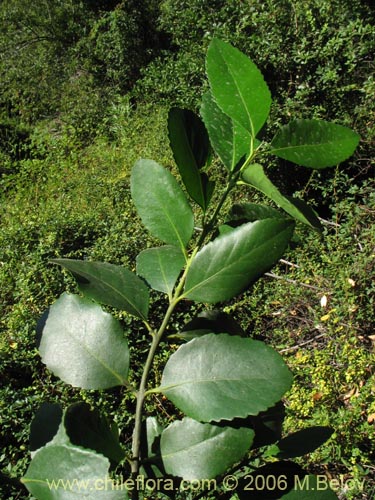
left=250, top=401, right=286, bottom=449
left=161, top=417, right=254, bottom=480
left=241, top=163, right=322, bottom=231
left=201, top=91, right=251, bottom=171
left=39, top=293, right=129, bottom=390
left=22, top=445, right=126, bottom=500
left=184, top=219, right=294, bottom=303
left=173, top=309, right=244, bottom=341
left=52, top=259, right=149, bottom=320
left=168, top=107, right=211, bottom=209
left=136, top=246, right=185, bottom=295
left=229, top=203, right=283, bottom=223
left=159, top=334, right=293, bottom=422
left=206, top=38, right=271, bottom=137
left=265, top=426, right=333, bottom=459
left=281, top=474, right=338, bottom=499
left=131, top=159, right=194, bottom=250
left=64, top=402, right=125, bottom=465
left=270, top=119, right=360, bottom=168
left=30, top=403, right=63, bottom=453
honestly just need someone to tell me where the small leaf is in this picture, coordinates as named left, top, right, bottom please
left=161, top=417, right=254, bottom=480
left=265, top=427, right=333, bottom=459
left=136, top=246, right=185, bottom=295
left=168, top=108, right=211, bottom=210
left=131, top=159, right=194, bottom=250
left=64, top=402, right=125, bottom=465
left=184, top=219, right=294, bottom=303
left=52, top=259, right=149, bottom=320
left=241, top=163, right=322, bottom=231
left=201, top=91, right=251, bottom=171
left=206, top=38, right=271, bottom=137
left=39, top=293, right=129, bottom=389
left=22, top=445, right=126, bottom=500
left=270, top=119, right=360, bottom=168
left=159, top=333, right=293, bottom=422
left=174, top=309, right=244, bottom=341
left=30, top=403, right=63, bottom=453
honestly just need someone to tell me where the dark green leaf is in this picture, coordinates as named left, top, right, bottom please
left=161, top=417, right=254, bottom=480
left=201, top=91, right=251, bottom=171
left=131, top=159, right=194, bottom=250
left=30, top=403, right=63, bottom=453
left=250, top=401, right=286, bottom=449
left=39, top=293, right=129, bottom=389
left=159, top=334, right=293, bottom=422
left=22, top=445, right=126, bottom=499
left=229, top=203, right=283, bottom=223
left=168, top=108, right=211, bottom=209
left=241, top=163, right=322, bottom=231
left=64, top=402, right=125, bottom=465
left=206, top=39, right=271, bottom=137
left=136, top=246, right=185, bottom=295
left=265, top=426, right=333, bottom=459
left=281, top=474, right=338, bottom=499
left=270, top=119, right=360, bottom=168
left=52, top=259, right=149, bottom=320
left=184, top=219, right=294, bottom=303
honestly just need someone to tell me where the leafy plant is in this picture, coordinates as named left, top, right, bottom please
left=21, top=39, right=359, bottom=499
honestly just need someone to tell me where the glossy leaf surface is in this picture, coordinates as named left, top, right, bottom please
left=241, top=163, right=322, bottom=231
left=22, top=445, right=125, bottom=500
left=131, top=159, right=194, bottom=250
left=136, top=246, right=185, bottom=295
left=168, top=107, right=211, bottom=209
left=39, top=293, right=129, bottom=389
left=270, top=119, right=360, bottom=168
left=160, top=334, right=293, bottom=422
left=201, top=91, right=251, bottom=170
left=184, top=219, right=294, bottom=303
left=52, top=259, right=149, bottom=320
left=206, top=38, right=271, bottom=137
left=161, top=417, right=254, bottom=480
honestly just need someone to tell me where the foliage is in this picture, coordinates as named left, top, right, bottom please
left=16, top=39, right=360, bottom=500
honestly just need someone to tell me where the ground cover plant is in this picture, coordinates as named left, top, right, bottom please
left=17, top=39, right=361, bottom=500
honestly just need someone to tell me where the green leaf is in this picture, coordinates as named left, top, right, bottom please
left=161, top=417, right=254, bottom=480
left=136, top=246, right=185, bottom=295
left=184, top=219, right=294, bottom=303
left=140, top=417, right=165, bottom=479
left=159, top=333, right=293, bottom=422
left=168, top=107, right=211, bottom=210
left=200, top=91, right=251, bottom=171
left=265, top=426, right=333, bottom=460
left=250, top=401, right=286, bottom=449
left=30, top=403, right=63, bottom=453
left=241, top=163, right=322, bottom=231
left=206, top=38, right=271, bottom=137
left=64, top=402, right=125, bottom=465
left=39, top=293, right=129, bottom=389
left=131, top=159, right=194, bottom=250
left=281, top=474, right=338, bottom=499
left=52, top=259, right=149, bottom=320
left=229, top=203, right=283, bottom=223
left=270, top=119, right=360, bottom=168
left=22, top=445, right=126, bottom=500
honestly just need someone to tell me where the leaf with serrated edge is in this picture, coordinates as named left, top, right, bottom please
left=184, top=219, right=294, bottom=303
left=161, top=417, right=254, bottom=480
left=131, top=159, right=194, bottom=250
left=270, top=119, right=360, bottom=168
left=52, top=259, right=149, bottom=320
left=39, top=293, right=129, bottom=390
left=159, top=333, right=293, bottom=422
left=206, top=38, right=271, bottom=137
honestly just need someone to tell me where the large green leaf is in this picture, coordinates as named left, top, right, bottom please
left=161, top=417, right=254, bottom=480
left=64, top=402, right=125, bottom=465
left=39, top=293, right=129, bottom=389
left=270, top=119, right=360, bottom=168
left=159, top=333, right=293, bottom=422
left=52, top=259, right=149, bottom=320
left=241, top=163, right=322, bottom=231
left=184, top=219, right=294, bottom=303
left=168, top=107, right=211, bottom=209
left=22, top=445, right=126, bottom=500
left=136, top=246, right=185, bottom=296
left=206, top=38, right=271, bottom=137
left=131, top=159, right=194, bottom=250
left=200, top=91, right=251, bottom=171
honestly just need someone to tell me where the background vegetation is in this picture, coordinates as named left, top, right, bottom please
left=0, top=0, right=374, bottom=498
